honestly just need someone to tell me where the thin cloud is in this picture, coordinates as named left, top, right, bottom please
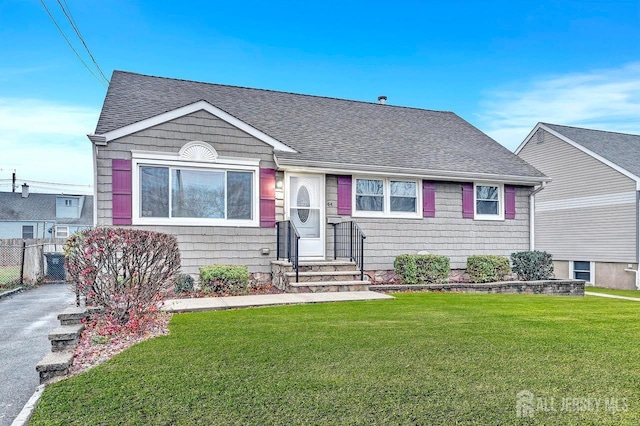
left=0, top=98, right=98, bottom=193
left=478, top=62, right=640, bottom=150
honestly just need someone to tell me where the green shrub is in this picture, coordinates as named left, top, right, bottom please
left=394, top=254, right=450, bottom=285
left=510, top=251, right=554, bottom=281
left=199, top=265, right=250, bottom=295
left=174, top=273, right=195, bottom=294
left=467, top=255, right=511, bottom=283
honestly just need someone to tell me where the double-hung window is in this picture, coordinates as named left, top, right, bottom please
left=55, top=226, right=70, bottom=238
left=354, top=177, right=419, bottom=217
left=22, top=225, right=34, bottom=239
left=136, top=162, right=257, bottom=226
left=571, top=261, right=594, bottom=285
left=474, top=183, right=504, bottom=220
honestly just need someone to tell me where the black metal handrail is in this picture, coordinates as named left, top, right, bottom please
left=332, top=221, right=367, bottom=281
left=276, top=220, right=301, bottom=282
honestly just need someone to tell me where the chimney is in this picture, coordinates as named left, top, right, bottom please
left=377, top=95, right=387, bottom=105
left=21, top=183, right=29, bottom=198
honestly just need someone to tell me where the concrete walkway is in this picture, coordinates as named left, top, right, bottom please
left=0, top=283, right=75, bottom=426
left=585, top=291, right=640, bottom=302
left=162, top=291, right=394, bottom=313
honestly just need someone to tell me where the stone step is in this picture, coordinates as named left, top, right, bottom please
left=48, top=323, right=85, bottom=352
left=36, top=350, right=74, bottom=384
left=298, top=261, right=358, bottom=273
left=58, top=306, right=88, bottom=325
left=287, top=280, right=370, bottom=293
left=285, top=270, right=362, bottom=282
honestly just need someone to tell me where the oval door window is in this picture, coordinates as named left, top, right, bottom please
left=297, top=185, right=311, bottom=223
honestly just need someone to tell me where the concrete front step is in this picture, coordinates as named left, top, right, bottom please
left=48, top=323, right=85, bottom=352
left=36, top=350, right=74, bottom=384
left=288, top=280, right=370, bottom=293
left=285, top=270, right=362, bottom=282
left=298, top=260, right=359, bottom=272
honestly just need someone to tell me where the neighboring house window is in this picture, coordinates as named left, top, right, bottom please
left=571, top=261, right=594, bottom=284
left=353, top=177, right=419, bottom=217
left=474, top=183, right=504, bottom=220
left=55, top=226, right=70, bottom=238
left=136, top=163, right=257, bottom=225
left=22, top=225, right=34, bottom=239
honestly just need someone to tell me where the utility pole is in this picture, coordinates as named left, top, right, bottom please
left=12, top=171, right=16, bottom=192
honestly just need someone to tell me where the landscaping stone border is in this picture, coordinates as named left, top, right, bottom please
left=371, top=279, right=585, bottom=296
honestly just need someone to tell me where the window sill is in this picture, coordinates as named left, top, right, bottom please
left=132, top=218, right=260, bottom=227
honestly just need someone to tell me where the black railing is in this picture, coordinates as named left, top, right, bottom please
left=332, top=221, right=367, bottom=281
left=276, top=220, right=300, bottom=282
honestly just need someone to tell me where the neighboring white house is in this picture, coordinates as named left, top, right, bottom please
left=517, top=123, right=640, bottom=289
left=0, top=185, right=93, bottom=239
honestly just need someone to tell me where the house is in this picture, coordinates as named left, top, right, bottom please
left=517, top=123, right=640, bottom=289
left=88, top=71, right=548, bottom=284
left=0, top=185, right=93, bottom=239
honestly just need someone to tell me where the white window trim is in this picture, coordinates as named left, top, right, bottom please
left=131, top=157, right=260, bottom=227
left=569, top=260, right=595, bottom=285
left=22, top=225, right=34, bottom=239
left=474, top=182, right=505, bottom=221
left=352, top=176, right=422, bottom=219
left=55, top=226, right=70, bottom=238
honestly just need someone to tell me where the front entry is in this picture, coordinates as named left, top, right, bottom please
left=287, top=173, right=325, bottom=259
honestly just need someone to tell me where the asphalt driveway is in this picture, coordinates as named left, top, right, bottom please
left=0, top=283, right=75, bottom=426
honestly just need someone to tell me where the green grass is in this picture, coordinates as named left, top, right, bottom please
left=586, top=286, right=640, bottom=298
left=0, top=265, right=20, bottom=288
left=31, top=293, right=640, bottom=425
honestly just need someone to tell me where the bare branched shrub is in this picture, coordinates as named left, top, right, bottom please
left=65, top=228, right=181, bottom=324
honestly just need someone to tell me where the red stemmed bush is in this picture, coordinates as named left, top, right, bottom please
left=64, top=228, right=181, bottom=324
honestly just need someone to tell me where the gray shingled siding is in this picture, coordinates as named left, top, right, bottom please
left=519, top=129, right=637, bottom=263
left=96, top=110, right=277, bottom=274
left=325, top=176, right=530, bottom=270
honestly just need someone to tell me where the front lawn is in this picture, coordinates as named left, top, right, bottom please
left=586, top=286, right=640, bottom=298
left=31, top=293, right=640, bottom=425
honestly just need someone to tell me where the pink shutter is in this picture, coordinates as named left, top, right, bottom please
left=337, top=175, right=352, bottom=215
left=422, top=181, right=436, bottom=218
left=260, top=168, right=276, bottom=227
left=505, top=186, right=516, bottom=219
left=462, top=183, right=474, bottom=219
left=112, top=159, right=132, bottom=225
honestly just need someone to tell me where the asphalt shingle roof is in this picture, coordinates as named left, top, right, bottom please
left=0, top=192, right=93, bottom=225
left=543, top=123, right=640, bottom=178
left=96, top=71, right=545, bottom=180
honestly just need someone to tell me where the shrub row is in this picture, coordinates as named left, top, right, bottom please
left=394, top=250, right=554, bottom=284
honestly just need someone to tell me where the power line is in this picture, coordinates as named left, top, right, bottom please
left=56, top=0, right=109, bottom=84
left=39, top=0, right=108, bottom=87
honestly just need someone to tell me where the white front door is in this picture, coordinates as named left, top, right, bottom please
left=287, top=173, right=325, bottom=258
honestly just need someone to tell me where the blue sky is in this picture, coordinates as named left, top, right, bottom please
left=1, top=0, right=640, bottom=192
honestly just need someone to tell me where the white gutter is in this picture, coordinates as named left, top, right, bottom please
left=529, top=182, right=547, bottom=250
left=274, top=156, right=551, bottom=186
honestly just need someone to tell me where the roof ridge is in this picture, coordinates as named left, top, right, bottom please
left=543, top=122, right=640, bottom=138
left=113, top=70, right=456, bottom=115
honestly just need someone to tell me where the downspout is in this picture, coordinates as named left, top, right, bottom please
left=624, top=191, right=640, bottom=290
left=529, top=182, right=546, bottom=251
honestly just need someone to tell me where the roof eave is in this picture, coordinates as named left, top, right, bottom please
left=274, top=156, right=550, bottom=186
